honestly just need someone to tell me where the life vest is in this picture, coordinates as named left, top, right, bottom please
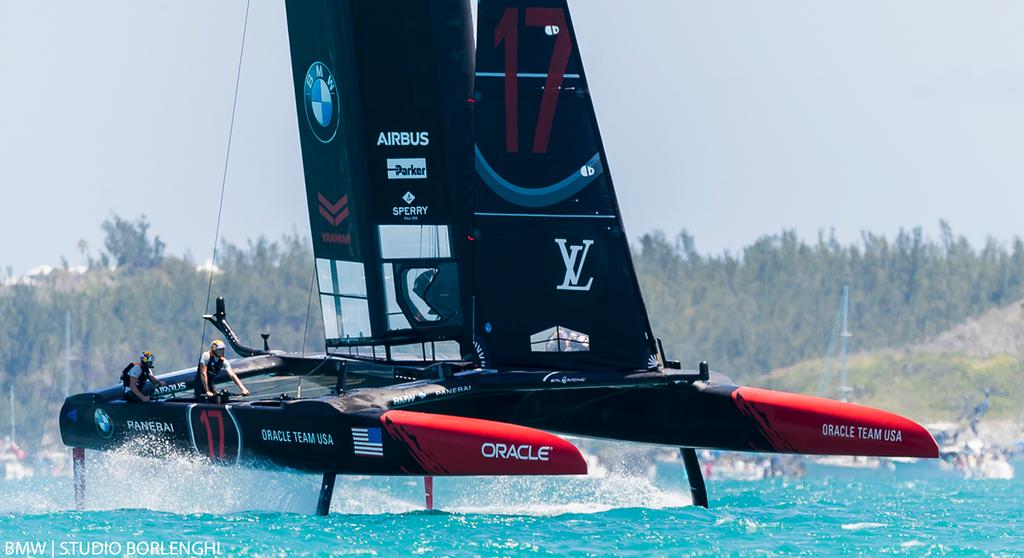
left=205, top=353, right=225, bottom=374
left=195, top=352, right=226, bottom=384
left=121, top=362, right=153, bottom=389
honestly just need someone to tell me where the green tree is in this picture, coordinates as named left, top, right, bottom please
left=100, top=215, right=166, bottom=269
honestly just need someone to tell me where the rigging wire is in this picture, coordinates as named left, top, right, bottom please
left=199, top=0, right=253, bottom=355
left=301, top=266, right=315, bottom=357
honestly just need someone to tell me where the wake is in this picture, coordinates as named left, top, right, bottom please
left=0, top=439, right=692, bottom=516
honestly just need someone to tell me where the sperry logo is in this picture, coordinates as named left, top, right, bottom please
left=555, top=239, right=594, bottom=291
left=318, top=193, right=349, bottom=227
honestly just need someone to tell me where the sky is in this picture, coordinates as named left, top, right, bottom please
left=2, top=1, right=1024, bottom=277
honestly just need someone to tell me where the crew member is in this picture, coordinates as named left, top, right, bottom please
left=121, top=351, right=167, bottom=403
left=195, top=340, right=250, bottom=399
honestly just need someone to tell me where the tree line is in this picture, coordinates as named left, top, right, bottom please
left=637, top=222, right=1024, bottom=377
left=2, top=216, right=1023, bottom=449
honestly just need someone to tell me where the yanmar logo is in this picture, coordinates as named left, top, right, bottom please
left=317, top=193, right=351, bottom=246
left=387, top=158, right=427, bottom=180
left=481, top=443, right=552, bottom=462
left=318, top=193, right=349, bottom=226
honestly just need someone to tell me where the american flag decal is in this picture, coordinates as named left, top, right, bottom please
left=351, top=427, right=384, bottom=457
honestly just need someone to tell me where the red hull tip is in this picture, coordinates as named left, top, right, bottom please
left=733, top=387, right=939, bottom=458
left=382, top=410, right=588, bottom=476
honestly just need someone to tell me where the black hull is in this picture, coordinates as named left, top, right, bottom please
left=62, top=395, right=400, bottom=475
left=60, top=354, right=937, bottom=476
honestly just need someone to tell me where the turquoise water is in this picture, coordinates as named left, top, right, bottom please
left=0, top=450, right=1021, bottom=557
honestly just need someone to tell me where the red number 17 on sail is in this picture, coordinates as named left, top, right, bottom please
left=494, top=7, right=573, bottom=154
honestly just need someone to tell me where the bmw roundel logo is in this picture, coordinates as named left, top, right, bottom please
left=303, top=61, right=340, bottom=143
left=94, top=408, right=113, bottom=438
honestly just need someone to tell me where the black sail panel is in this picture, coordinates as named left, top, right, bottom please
left=285, top=1, right=475, bottom=354
left=472, top=0, right=659, bottom=371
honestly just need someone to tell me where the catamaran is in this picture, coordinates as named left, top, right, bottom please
left=59, top=0, right=938, bottom=515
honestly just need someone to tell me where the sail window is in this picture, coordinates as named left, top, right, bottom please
left=316, top=258, right=371, bottom=341
left=383, top=264, right=412, bottom=331
left=403, top=268, right=443, bottom=322
left=340, top=297, right=372, bottom=338
left=317, top=258, right=366, bottom=297
left=389, top=342, right=461, bottom=362
left=431, top=341, right=461, bottom=360
left=380, top=225, right=461, bottom=331
left=320, top=295, right=342, bottom=339
left=530, top=326, right=590, bottom=353
left=379, top=225, right=451, bottom=259
left=390, top=343, right=426, bottom=361
left=342, top=345, right=384, bottom=358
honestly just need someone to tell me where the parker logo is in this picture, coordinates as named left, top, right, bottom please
left=318, top=193, right=349, bottom=227
left=555, top=239, right=595, bottom=291
left=386, top=158, right=427, bottom=180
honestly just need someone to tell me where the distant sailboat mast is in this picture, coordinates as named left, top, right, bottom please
left=817, top=285, right=853, bottom=401
left=8, top=384, right=14, bottom=445
left=64, top=311, right=71, bottom=396
left=837, top=285, right=852, bottom=402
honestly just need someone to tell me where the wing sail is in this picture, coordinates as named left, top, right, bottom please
left=471, top=0, right=659, bottom=371
left=285, top=1, right=476, bottom=358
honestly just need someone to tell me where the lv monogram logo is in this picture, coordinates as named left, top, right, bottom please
left=555, top=239, right=595, bottom=292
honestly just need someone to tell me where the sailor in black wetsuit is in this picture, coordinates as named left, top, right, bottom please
left=122, top=352, right=166, bottom=403
left=195, top=340, right=250, bottom=400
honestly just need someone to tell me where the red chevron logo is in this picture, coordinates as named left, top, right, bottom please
left=318, top=193, right=350, bottom=227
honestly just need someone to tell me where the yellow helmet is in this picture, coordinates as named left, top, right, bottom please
left=211, top=340, right=226, bottom=351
